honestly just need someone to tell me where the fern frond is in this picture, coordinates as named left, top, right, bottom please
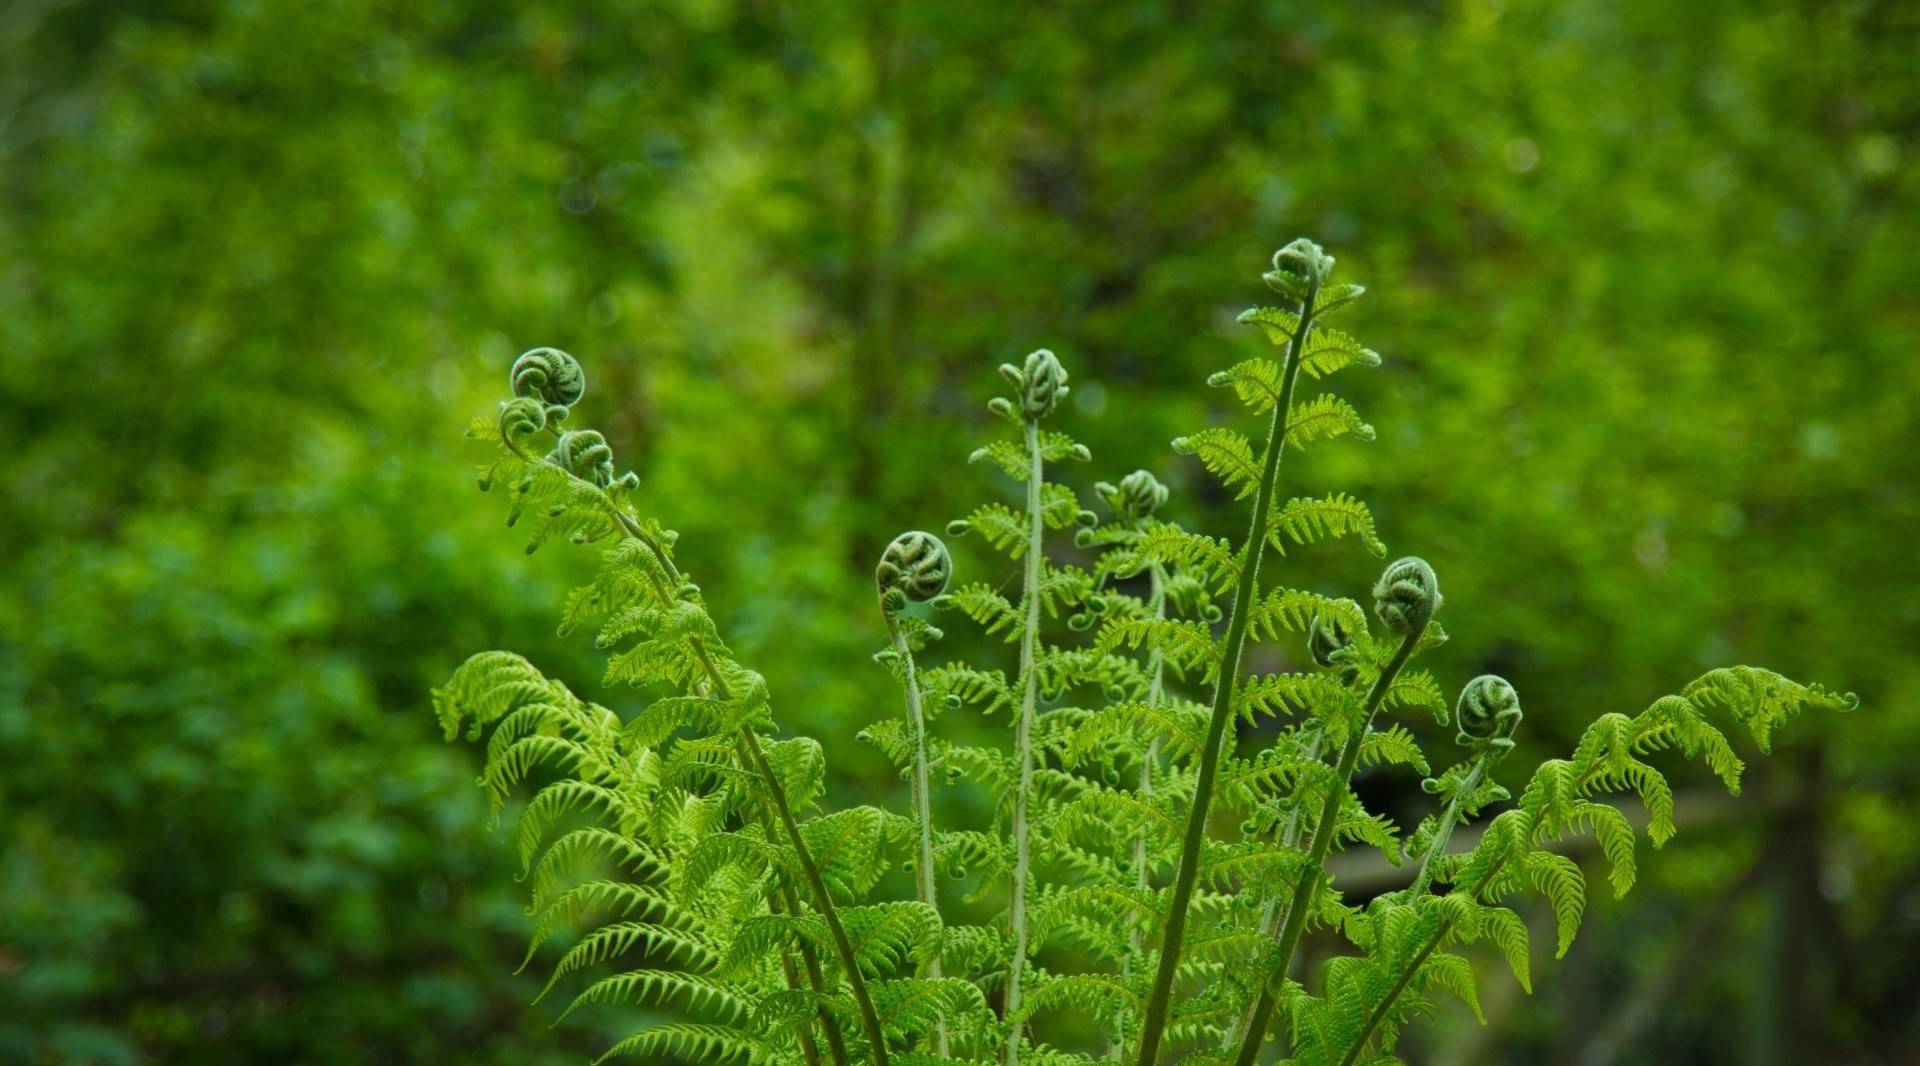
left=1097, top=617, right=1223, bottom=682
left=1243, top=588, right=1369, bottom=645
left=1265, top=493, right=1386, bottom=558
left=595, top=1023, right=774, bottom=1065
left=1137, top=524, right=1241, bottom=594
left=1283, top=395, right=1375, bottom=452
left=1207, top=357, right=1286, bottom=413
left=537, top=920, right=721, bottom=1002
left=1298, top=325, right=1382, bottom=381
left=1173, top=428, right=1262, bottom=500
left=1478, top=905, right=1532, bottom=994
left=945, top=583, right=1025, bottom=641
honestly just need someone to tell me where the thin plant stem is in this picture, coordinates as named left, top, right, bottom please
left=769, top=888, right=829, bottom=1066
left=1224, top=723, right=1326, bottom=1052
left=736, top=723, right=893, bottom=1066
left=885, top=609, right=950, bottom=1057
left=785, top=883, right=855, bottom=1066
left=1115, top=562, right=1170, bottom=1061
left=555, top=459, right=892, bottom=1066
left=1405, top=755, right=1489, bottom=901
left=1335, top=852, right=1512, bottom=1066
left=1230, top=621, right=1428, bottom=1066
left=1005, top=417, right=1046, bottom=1066
left=1132, top=274, right=1320, bottom=1066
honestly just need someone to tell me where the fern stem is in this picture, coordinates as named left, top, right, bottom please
left=579, top=474, right=890, bottom=1066
left=736, top=722, right=893, bottom=1066
left=1225, top=723, right=1326, bottom=1052
left=1005, top=417, right=1046, bottom=1066
left=1405, top=755, right=1489, bottom=900
left=741, top=752, right=852, bottom=1066
left=1230, top=621, right=1428, bottom=1066
left=1335, top=851, right=1512, bottom=1066
left=784, top=882, right=855, bottom=1066
left=769, top=888, right=829, bottom=1066
left=884, top=611, right=950, bottom=1058
left=1132, top=276, right=1320, bottom=1066
left=1116, top=562, right=1170, bottom=1061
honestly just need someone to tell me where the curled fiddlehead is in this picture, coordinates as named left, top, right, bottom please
left=511, top=346, right=587, bottom=409
left=877, top=530, right=953, bottom=615
left=1262, top=237, right=1336, bottom=302
left=1306, top=599, right=1360, bottom=669
left=1454, top=673, right=1523, bottom=753
left=1100, top=469, right=1168, bottom=521
left=997, top=348, right=1069, bottom=420
left=549, top=430, right=617, bottom=488
left=1372, top=556, right=1442, bottom=635
left=498, top=396, right=548, bottom=458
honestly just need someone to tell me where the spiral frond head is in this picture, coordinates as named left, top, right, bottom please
left=1263, top=238, right=1335, bottom=302
left=550, top=429, right=616, bottom=488
left=511, top=347, right=586, bottom=408
left=1307, top=598, right=1362, bottom=668
left=876, top=531, right=952, bottom=612
left=498, top=396, right=547, bottom=456
left=1455, top=674, right=1523, bottom=752
left=1017, top=348, right=1069, bottom=419
left=1100, top=469, right=1168, bottom=521
left=1372, top=556, right=1441, bottom=634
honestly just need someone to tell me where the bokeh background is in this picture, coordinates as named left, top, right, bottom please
left=3, top=1, right=1916, bottom=1063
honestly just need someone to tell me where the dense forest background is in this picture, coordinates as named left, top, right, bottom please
left=2, top=1, right=1916, bottom=1063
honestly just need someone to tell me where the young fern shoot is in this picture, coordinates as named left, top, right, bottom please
left=944, top=348, right=1095, bottom=1064
left=874, top=530, right=955, bottom=1058
left=430, top=237, right=1854, bottom=1066
left=1132, top=238, right=1381, bottom=1066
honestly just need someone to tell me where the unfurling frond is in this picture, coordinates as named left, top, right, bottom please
left=432, top=248, right=1850, bottom=1066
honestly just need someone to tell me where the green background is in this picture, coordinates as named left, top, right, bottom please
left=3, top=1, right=1914, bottom=1063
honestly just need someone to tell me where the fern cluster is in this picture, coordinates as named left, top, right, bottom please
left=432, top=239, right=1854, bottom=1065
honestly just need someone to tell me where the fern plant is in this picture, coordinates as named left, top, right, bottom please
left=432, top=242, right=1854, bottom=1066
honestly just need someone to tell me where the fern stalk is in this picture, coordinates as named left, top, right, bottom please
left=1230, top=619, right=1429, bottom=1066
left=1405, top=754, right=1490, bottom=900
left=746, top=737, right=854, bottom=1066
left=593, top=473, right=895, bottom=1066
left=1335, top=850, right=1512, bottom=1066
left=769, top=888, right=832, bottom=1066
left=1225, top=723, right=1326, bottom=1052
left=883, top=609, right=951, bottom=1057
left=1131, top=272, right=1320, bottom=1066
left=1005, top=417, right=1047, bottom=1066
left=734, top=722, right=893, bottom=1066
left=1113, top=561, right=1171, bottom=1061
left=1320, top=749, right=1500, bottom=1066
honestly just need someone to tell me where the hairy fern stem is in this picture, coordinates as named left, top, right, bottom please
left=768, top=888, right=830, bottom=1066
left=1005, top=417, right=1047, bottom=1065
left=1336, top=850, right=1511, bottom=1066
left=1405, top=754, right=1490, bottom=901
left=1132, top=275, right=1319, bottom=1066
left=1112, top=561, right=1171, bottom=1062
left=883, top=609, right=950, bottom=1057
left=1226, top=722, right=1327, bottom=1052
left=1231, top=619, right=1428, bottom=1066
left=591, top=468, right=894, bottom=1066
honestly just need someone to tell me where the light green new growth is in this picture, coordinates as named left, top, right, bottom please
left=875, top=530, right=955, bottom=1059
left=431, top=239, right=1856, bottom=1066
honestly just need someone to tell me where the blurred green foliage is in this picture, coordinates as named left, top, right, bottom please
left=1, top=1, right=1914, bottom=1063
